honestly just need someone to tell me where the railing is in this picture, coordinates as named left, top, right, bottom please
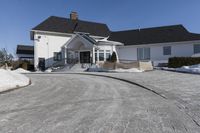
left=52, top=60, right=65, bottom=67
left=67, top=58, right=79, bottom=64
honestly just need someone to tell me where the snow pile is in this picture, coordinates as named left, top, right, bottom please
left=112, top=68, right=144, bottom=73
left=86, top=65, right=143, bottom=73
left=176, top=64, right=200, bottom=74
left=13, top=68, right=30, bottom=73
left=45, top=68, right=52, bottom=72
left=0, top=69, right=30, bottom=92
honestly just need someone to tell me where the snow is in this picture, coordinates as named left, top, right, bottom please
left=45, top=68, right=52, bottom=72
left=112, top=68, right=144, bottom=73
left=160, top=64, right=200, bottom=74
left=13, top=68, right=30, bottom=73
left=86, top=66, right=143, bottom=73
left=0, top=69, right=30, bottom=92
left=176, top=64, right=200, bottom=74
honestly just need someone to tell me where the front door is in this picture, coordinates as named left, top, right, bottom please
left=38, top=58, right=45, bottom=71
left=80, top=51, right=91, bottom=63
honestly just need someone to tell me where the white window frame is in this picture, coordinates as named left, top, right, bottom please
left=105, top=50, right=111, bottom=61
left=99, top=50, right=104, bottom=61
left=54, top=52, right=62, bottom=61
left=163, top=46, right=171, bottom=55
left=194, top=44, right=200, bottom=54
left=137, top=47, right=150, bottom=60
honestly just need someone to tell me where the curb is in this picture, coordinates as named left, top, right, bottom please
left=0, top=79, right=32, bottom=95
left=25, top=72, right=167, bottom=99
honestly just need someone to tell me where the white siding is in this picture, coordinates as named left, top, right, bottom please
left=116, top=41, right=200, bottom=66
left=34, top=33, right=71, bottom=68
left=150, top=43, right=194, bottom=61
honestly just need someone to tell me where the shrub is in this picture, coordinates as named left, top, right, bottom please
left=168, top=57, right=200, bottom=68
left=110, top=52, right=117, bottom=62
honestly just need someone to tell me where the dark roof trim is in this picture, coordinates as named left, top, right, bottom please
left=16, top=45, right=34, bottom=55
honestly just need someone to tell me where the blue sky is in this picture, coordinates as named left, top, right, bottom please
left=0, top=0, right=200, bottom=55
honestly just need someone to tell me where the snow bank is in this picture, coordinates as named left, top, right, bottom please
left=86, top=66, right=143, bottom=73
left=0, top=69, right=30, bottom=92
left=13, top=68, right=30, bottom=73
left=160, top=64, right=200, bottom=74
left=112, top=68, right=144, bottom=73
left=45, top=68, right=52, bottom=72
left=176, top=64, right=200, bottom=74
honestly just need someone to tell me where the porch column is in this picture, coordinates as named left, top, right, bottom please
left=64, top=47, right=67, bottom=64
left=66, top=48, right=69, bottom=64
left=92, top=47, right=95, bottom=64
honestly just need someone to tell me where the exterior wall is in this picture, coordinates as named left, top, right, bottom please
left=34, top=32, right=71, bottom=69
left=116, top=46, right=137, bottom=61
left=116, top=41, right=200, bottom=66
left=150, top=43, right=194, bottom=61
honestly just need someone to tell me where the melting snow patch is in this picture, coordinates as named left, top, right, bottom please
left=176, top=64, right=200, bottom=74
left=86, top=67, right=143, bottom=73
left=13, top=68, right=30, bottom=73
left=45, top=68, right=53, bottom=72
left=112, top=68, right=144, bottom=73
left=161, top=64, right=200, bottom=74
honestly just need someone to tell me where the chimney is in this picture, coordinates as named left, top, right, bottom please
left=70, top=12, right=78, bottom=20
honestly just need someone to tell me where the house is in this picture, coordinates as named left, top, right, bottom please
left=109, top=25, right=200, bottom=66
left=16, top=45, right=34, bottom=70
left=30, top=12, right=200, bottom=70
left=16, top=45, right=34, bottom=60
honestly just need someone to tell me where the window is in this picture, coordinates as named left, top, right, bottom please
left=137, top=48, right=150, bottom=60
left=99, top=50, right=104, bottom=61
left=194, top=44, right=200, bottom=54
left=106, top=50, right=111, bottom=61
left=54, top=52, right=62, bottom=61
left=163, top=46, right=171, bottom=55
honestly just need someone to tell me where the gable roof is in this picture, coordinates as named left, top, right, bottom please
left=32, top=16, right=110, bottom=37
left=16, top=45, right=34, bottom=55
left=108, top=25, right=200, bottom=46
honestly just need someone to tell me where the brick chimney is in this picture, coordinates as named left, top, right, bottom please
left=70, top=12, right=78, bottom=20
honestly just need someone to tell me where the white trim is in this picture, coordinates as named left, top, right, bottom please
left=31, top=30, right=108, bottom=39
left=32, top=30, right=73, bottom=37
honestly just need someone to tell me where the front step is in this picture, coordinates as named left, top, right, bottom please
left=52, top=63, right=91, bottom=72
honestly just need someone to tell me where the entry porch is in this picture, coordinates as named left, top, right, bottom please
left=63, top=33, right=97, bottom=65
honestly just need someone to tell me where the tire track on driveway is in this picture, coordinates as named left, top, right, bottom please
left=0, top=74, right=199, bottom=132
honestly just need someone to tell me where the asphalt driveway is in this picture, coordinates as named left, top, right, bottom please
left=0, top=73, right=200, bottom=133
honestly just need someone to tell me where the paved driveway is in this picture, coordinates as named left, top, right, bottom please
left=92, top=70, right=200, bottom=126
left=0, top=73, right=200, bottom=133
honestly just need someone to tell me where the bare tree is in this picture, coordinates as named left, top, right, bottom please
left=0, top=48, right=13, bottom=67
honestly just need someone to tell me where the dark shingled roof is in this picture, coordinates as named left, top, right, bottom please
left=32, top=16, right=110, bottom=37
left=108, top=25, right=200, bottom=45
left=16, top=45, right=34, bottom=55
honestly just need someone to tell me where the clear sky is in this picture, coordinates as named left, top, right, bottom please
left=0, top=0, right=200, bottom=55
